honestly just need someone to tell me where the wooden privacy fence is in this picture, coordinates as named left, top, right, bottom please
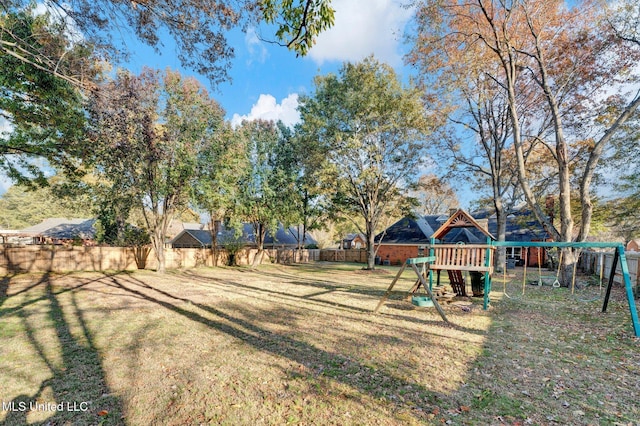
left=319, top=249, right=367, bottom=263
left=580, top=250, right=640, bottom=291
left=276, top=249, right=320, bottom=264
left=0, top=245, right=319, bottom=273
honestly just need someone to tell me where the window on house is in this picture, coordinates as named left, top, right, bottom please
left=507, top=247, right=522, bottom=259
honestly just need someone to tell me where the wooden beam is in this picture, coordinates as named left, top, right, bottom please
left=373, top=263, right=407, bottom=313
left=406, top=256, right=436, bottom=265
left=411, top=263, right=449, bottom=323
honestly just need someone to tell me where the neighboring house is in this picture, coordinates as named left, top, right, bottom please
left=21, top=218, right=97, bottom=246
left=374, top=208, right=549, bottom=265
left=627, top=239, right=640, bottom=252
left=170, top=223, right=317, bottom=249
left=171, top=229, right=213, bottom=248
left=342, top=233, right=366, bottom=249
left=165, top=221, right=206, bottom=241
left=0, top=230, right=26, bottom=245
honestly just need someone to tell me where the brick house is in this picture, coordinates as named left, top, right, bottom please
left=342, top=233, right=366, bottom=249
left=627, top=239, right=640, bottom=252
left=375, top=208, right=548, bottom=265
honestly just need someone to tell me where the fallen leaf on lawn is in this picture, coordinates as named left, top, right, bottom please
left=98, top=410, right=108, bottom=416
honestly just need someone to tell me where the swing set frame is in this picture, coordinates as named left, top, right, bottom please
left=373, top=240, right=640, bottom=337
left=493, top=241, right=639, bottom=337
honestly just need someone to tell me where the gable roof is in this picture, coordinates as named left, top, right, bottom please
left=170, top=223, right=318, bottom=248
left=376, top=208, right=548, bottom=245
left=241, top=224, right=318, bottom=246
left=431, top=209, right=495, bottom=241
left=171, top=229, right=213, bottom=248
left=343, top=233, right=366, bottom=242
left=374, top=216, right=431, bottom=245
left=22, top=218, right=96, bottom=240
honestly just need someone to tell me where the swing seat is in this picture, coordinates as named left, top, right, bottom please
left=411, top=295, right=434, bottom=307
left=447, top=270, right=467, bottom=297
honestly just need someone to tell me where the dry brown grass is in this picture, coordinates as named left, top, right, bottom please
left=0, top=263, right=638, bottom=425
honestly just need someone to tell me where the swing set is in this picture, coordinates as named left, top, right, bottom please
left=373, top=240, right=640, bottom=338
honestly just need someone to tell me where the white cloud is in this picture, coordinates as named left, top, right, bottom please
left=231, top=94, right=300, bottom=127
left=245, top=27, right=269, bottom=64
left=308, top=0, right=414, bottom=66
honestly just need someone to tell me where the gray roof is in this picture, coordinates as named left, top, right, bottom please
left=376, top=209, right=548, bottom=245
left=171, top=229, right=213, bottom=248
left=232, top=224, right=317, bottom=247
left=22, top=218, right=96, bottom=240
left=171, top=223, right=317, bottom=248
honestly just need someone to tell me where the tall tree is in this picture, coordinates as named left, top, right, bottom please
left=289, top=124, right=328, bottom=250
left=87, top=68, right=225, bottom=273
left=298, top=56, right=432, bottom=269
left=234, top=119, right=299, bottom=266
left=409, top=0, right=640, bottom=284
left=0, top=8, right=97, bottom=186
left=1, top=0, right=334, bottom=87
left=411, top=174, right=459, bottom=215
left=192, top=121, right=245, bottom=263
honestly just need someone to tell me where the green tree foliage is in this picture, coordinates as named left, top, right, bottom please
left=0, top=177, right=93, bottom=229
left=87, top=68, right=225, bottom=273
left=289, top=125, right=328, bottom=249
left=260, top=0, right=335, bottom=56
left=1, top=0, right=334, bottom=86
left=0, top=8, right=97, bottom=186
left=233, top=119, right=299, bottom=265
left=298, top=56, right=432, bottom=269
left=192, top=121, right=245, bottom=259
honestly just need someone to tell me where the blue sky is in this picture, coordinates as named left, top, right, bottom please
left=2, top=0, right=477, bottom=205
left=125, top=0, right=415, bottom=126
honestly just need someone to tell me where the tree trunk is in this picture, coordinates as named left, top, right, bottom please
left=152, top=229, right=166, bottom=274
left=493, top=198, right=507, bottom=272
left=252, top=222, right=268, bottom=268
left=209, top=216, right=219, bottom=267
left=560, top=248, right=577, bottom=288
left=366, top=222, right=376, bottom=270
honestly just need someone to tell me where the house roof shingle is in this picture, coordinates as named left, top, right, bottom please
left=375, top=208, right=548, bottom=245
left=21, top=218, right=96, bottom=240
left=170, top=224, right=318, bottom=248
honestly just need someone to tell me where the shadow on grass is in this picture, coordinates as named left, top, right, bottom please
left=176, top=268, right=487, bottom=336
left=1, top=273, right=123, bottom=426
left=103, top=272, right=445, bottom=423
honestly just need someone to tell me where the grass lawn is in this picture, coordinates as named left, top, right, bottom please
left=0, top=262, right=638, bottom=425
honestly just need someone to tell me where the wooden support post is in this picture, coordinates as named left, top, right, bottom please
left=373, top=263, right=407, bottom=313
left=411, top=263, right=449, bottom=323
left=374, top=256, right=441, bottom=319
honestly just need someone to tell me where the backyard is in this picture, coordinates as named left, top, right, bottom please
left=0, top=262, right=638, bottom=425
